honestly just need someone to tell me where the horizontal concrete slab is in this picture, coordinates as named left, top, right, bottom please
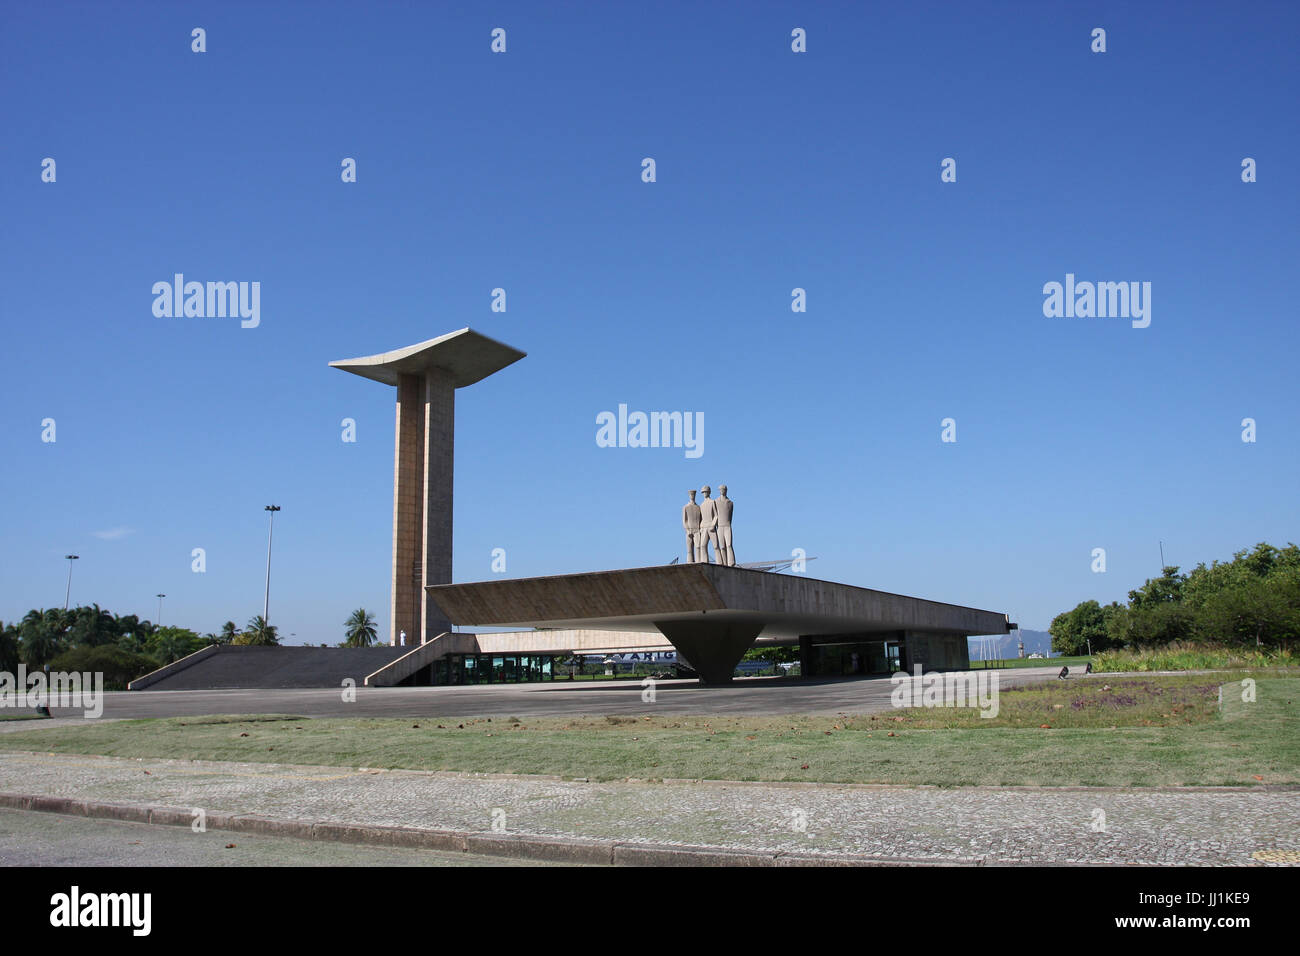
left=329, top=327, right=525, bottom=388
left=428, top=564, right=1012, bottom=640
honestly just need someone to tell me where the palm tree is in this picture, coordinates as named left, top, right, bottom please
left=70, top=603, right=116, bottom=647
left=0, top=621, right=20, bottom=673
left=116, top=629, right=145, bottom=654
left=343, top=608, right=378, bottom=647
left=239, top=615, right=279, bottom=646
left=218, top=621, right=240, bottom=644
left=19, top=610, right=63, bottom=668
left=19, top=609, right=71, bottom=667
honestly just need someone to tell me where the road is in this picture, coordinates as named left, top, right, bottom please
left=30, top=667, right=1067, bottom=721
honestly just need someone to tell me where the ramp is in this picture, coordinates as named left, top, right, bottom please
left=130, top=645, right=411, bottom=690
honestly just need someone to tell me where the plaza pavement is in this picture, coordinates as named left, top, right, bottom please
left=0, top=807, right=546, bottom=867
left=1, top=749, right=1295, bottom=866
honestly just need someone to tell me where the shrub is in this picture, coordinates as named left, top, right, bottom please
left=47, top=646, right=162, bottom=690
left=1094, top=641, right=1300, bottom=673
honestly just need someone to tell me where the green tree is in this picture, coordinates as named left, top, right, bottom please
left=68, top=604, right=117, bottom=648
left=114, top=614, right=148, bottom=653
left=235, top=616, right=279, bottom=646
left=742, top=645, right=800, bottom=663
left=342, top=608, right=378, bottom=647
left=0, top=621, right=20, bottom=673
left=218, top=621, right=241, bottom=644
left=1195, top=571, right=1300, bottom=648
left=1123, top=601, right=1194, bottom=647
left=1049, top=600, right=1111, bottom=655
left=19, top=609, right=68, bottom=668
left=1100, top=601, right=1127, bottom=647
left=146, top=626, right=204, bottom=663
left=48, top=646, right=162, bottom=691
left=1049, top=542, right=1300, bottom=655
left=1128, top=566, right=1187, bottom=609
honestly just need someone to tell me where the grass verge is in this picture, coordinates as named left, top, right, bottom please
left=969, top=655, right=1091, bottom=670
left=0, top=676, right=1294, bottom=787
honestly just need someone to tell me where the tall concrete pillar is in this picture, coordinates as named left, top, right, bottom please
left=421, top=367, right=455, bottom=638
left=392, top=373, right=425, bottom=645
left=331, top=329, right=526, bottom=646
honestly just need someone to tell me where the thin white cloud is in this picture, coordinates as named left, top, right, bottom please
left=91, top=526, right=135, bottom=541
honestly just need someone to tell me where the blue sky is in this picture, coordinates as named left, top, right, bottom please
left=2, top=1, right=1297, bottom=641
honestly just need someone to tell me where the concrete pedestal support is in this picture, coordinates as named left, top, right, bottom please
left=654, top=619, right=764, bottom=684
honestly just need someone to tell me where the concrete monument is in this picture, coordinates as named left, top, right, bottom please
left=698, top=485, right=718, bottom=564
left=682, top=490, right=702, bottom=563
left=330, top=329, right=525, bottom=645
left=716, top=484, right=735, bottom=566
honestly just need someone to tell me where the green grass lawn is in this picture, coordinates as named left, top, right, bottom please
left=970, top=654, right=1092, bottom=670
left=0, top=675, right=1294, bottom=787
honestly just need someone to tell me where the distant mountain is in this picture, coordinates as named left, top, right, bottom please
left=967, top=629, right=1055, bottom=660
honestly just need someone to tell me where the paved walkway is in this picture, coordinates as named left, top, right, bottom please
left=1, top=751, right=1295, bottom=866
left=0, top=808, right=547, bottom=867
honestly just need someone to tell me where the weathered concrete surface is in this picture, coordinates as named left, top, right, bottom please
left=429, top=564, right=1012, bottom=681
left=428, top=564, right=1013, bottom=641
left=656, top=620, right=763, bottom=684
left=329, top=328, right=526, bottom=388
left=364, top=631, right=474, bottom=686
left=431, top=565, right=726, bottom=626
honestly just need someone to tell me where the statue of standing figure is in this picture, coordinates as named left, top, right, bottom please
left=716, top=484, right=735, bottom=565
left=680, top=484, right=736, bottom=564
left=697, top=485, right=718, bottom=564
left=681, top=489, right=702, bottom=563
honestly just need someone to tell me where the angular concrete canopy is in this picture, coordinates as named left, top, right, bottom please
left=428, top=564, right=1013, bottom=682
left=329, top=328, right=526, bottom=388
left=429, top=564, right=1012, bottom=638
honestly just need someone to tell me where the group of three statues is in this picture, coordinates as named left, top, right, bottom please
left=682, top=485, right=735, bottom=565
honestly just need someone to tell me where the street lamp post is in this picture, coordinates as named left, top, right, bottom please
left=263, top=505, right=281, bottom=625
left=63, top=555, right=79, bottom=611
left=156, top=593, right=166, bottom=627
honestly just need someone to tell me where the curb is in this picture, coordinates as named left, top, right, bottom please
left=0, top=791, right=975, bottom=867
left=5, top=750, right=1293, bottom=793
